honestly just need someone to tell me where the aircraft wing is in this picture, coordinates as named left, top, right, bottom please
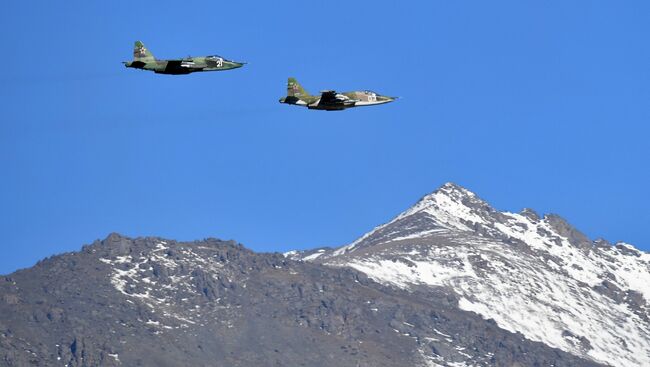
left=318, top=90, right=358, bottom=108
left=319, top=90, right=341, bottom=104
left=160, top=59, right=201, bottom=69
left=165, top=60, right=184, bottom=68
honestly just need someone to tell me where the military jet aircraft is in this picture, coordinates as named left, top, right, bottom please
left=123, top=41, right=245, bottom=75
left=278, top=77, right=397, bottom=111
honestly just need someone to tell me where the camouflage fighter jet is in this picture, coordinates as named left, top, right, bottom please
left=278, top=77, right=397, bottom=111
left=123, top=41, right=245, bottom=75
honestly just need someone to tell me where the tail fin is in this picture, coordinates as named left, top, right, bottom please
left=287, top=77, right=311, bottom=98
left=133, top=41, right=155, bottom=61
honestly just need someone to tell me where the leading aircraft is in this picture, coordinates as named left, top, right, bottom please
left=278, top=77, right=397, bottom=111
left=123, top=41, right=245, bottom=75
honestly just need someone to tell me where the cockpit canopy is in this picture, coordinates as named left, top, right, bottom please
left=363, top=90, right=377, bottom=95
left=207, top=55, right=229, bottom=61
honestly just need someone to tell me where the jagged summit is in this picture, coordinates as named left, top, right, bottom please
left=441, top=181, right=481, bottom=196
left=104, top=232, right=125, bottom=242
left=402, top=182, right=498, bottom=229
left=409, top=182, right=491, bottom=213
left=408, top=184, right=594, bottom=248
left=328, top=182, right=597, bottom=259
left=92, top=233, right=243, bottom=253
left=520, top=207, right=540, bottom=221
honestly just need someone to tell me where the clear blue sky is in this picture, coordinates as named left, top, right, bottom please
left=1, top=1, right=649, bottom=274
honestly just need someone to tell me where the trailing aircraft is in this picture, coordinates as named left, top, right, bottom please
left=278, top=78, right=397, bottom=111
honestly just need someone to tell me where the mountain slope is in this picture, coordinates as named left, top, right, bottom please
left=0, top=233, right=601, bottom=366
left=296, top=183, right=650, bottom=367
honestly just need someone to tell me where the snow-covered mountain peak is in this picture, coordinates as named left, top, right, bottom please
left=301, top=185, right=650, bottom=367
left=342, top=182, right=601, bottom=257
left=435, top=182, right=479, bottom=199
left=404, top=182, right=494, bottom=223
left=330, top=183, right=494, bottom=256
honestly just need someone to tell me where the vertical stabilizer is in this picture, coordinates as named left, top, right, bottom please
left=287, top=77, right=311, bottom=98
left=133, top=41, right=155, bottom=61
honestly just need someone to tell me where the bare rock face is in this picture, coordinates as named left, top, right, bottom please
left=1, top=232, right=601, bottom=367
left=296, top=183, right=650, bottom=367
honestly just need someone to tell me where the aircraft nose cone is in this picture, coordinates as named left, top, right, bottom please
left=278, top=97, right=286, bottom=103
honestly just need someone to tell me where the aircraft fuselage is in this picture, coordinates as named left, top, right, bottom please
left=280, top=91, right=396, bottom=111
left=124, top=56, right=244, bottom=75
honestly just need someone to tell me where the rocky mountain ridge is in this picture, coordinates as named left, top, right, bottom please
left=1, top=232, right=601, bottom=367
left=1, top=183, right=646, bottom=366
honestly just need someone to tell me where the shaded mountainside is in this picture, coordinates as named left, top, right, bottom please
left=291, top=183, right=650, bottom=367
left=0, top=234, right=601, bottom=367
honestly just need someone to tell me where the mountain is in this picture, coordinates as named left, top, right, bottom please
left=1, top=233, right=601, bottom=366
left=291, top=183, right=650, bottom=367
